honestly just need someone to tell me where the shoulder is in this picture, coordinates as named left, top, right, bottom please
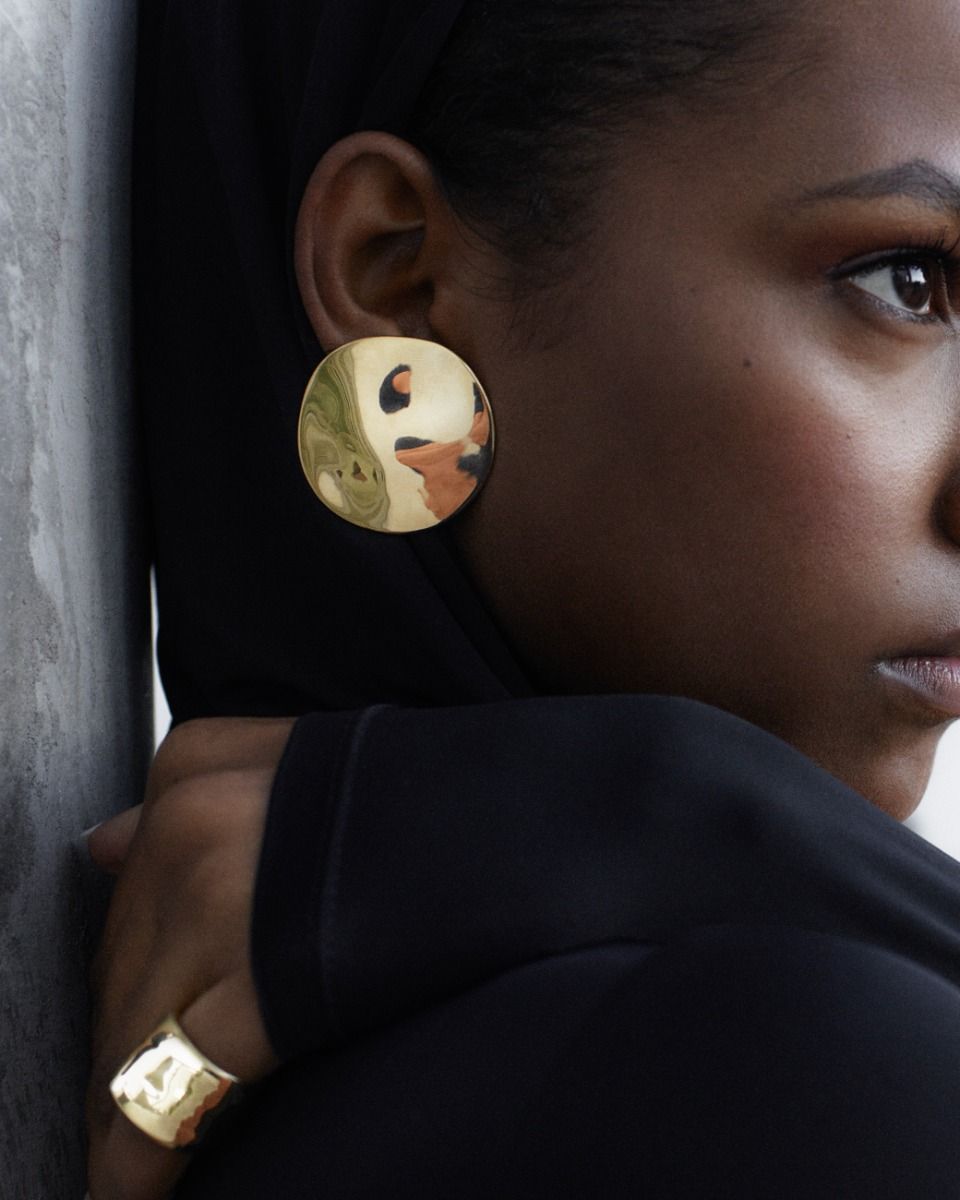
left=521, top=926, right=960, bottom=1197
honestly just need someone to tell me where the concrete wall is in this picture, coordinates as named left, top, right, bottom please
left=0, top=1, right=151, bottom=1195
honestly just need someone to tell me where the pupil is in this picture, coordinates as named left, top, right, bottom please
left=892, top=263, right=931, bottom=311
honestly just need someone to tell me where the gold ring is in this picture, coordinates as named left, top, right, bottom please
left=109, top=1015, right=242, bottom=1149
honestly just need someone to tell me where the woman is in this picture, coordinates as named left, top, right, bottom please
left=87, top=0, right=960, bottom=1195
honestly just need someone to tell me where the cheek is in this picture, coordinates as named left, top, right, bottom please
left=464, top=253, right=948, bottom=706
left=579, top=284, right=931, bottom=580
left=539, top=346, right=915, bottom=664
left=628, top=375, right=896, bottom=602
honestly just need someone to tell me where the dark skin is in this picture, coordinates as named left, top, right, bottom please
left=87, top=1, right=960, bottom=1195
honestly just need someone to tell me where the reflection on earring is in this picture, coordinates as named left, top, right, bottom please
left=298, top=336, right=494, bottom=534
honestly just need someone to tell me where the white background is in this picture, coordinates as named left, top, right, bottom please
left=906, top=723, right=960, bottom=859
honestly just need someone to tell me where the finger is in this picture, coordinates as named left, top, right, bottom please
left=89, top=950, right=200, bottom=1118
left=88, top=1114, right=184, bottom=1200
left=148, top=717, right=294, bottom=802
left=86, top=805, right=144, bottom=874
left=179, top=970, right=278, bottom=1083
left=87, top=973, right=277, bottom=1200
left=87, top=997, right=187, bottom=1200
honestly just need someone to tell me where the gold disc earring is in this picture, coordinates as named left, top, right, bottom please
left=298, top=336, right=494, bottom=534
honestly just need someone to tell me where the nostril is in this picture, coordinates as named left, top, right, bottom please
left=351, top=461, right=368, bottom=482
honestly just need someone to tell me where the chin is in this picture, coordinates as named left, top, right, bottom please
left=800, top=729, right=943, bottom=823
left=700, top=690, right=948, bottom=824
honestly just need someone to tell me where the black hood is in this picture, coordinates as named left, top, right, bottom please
left=135, top=0, right=528, bottom=722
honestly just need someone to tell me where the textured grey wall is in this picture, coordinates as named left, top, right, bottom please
left=0, top=0, right=151, bottom=1195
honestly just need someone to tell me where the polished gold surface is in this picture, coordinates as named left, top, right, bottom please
left=298, top=336, right=494, bottom=533
left=109, top=1016, right=241, bottom=1150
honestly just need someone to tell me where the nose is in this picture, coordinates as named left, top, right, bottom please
left=937, top=470, right=960, bottom=548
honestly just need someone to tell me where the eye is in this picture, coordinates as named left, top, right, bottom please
left=848, top=258, right=935, bottom=316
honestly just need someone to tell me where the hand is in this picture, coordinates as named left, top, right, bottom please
left=85, top=716, right=295, bottom=1200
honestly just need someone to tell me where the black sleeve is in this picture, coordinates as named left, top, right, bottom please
left=506, top=924, right=960, bottom=1198
left=185, top=927, right=960, bottom=1198
left=249, top=693, right=960, bottom=1062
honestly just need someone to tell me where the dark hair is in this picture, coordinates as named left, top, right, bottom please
left=410, top=1, right=805, bottom=277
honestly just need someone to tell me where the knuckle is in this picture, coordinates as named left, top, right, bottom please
left=149, top=717, right=225, bottom=796
left=141, top=778, right=222, bottom=859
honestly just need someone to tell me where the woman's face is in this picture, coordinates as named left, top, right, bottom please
left=454, top=0, right=960, bottom=818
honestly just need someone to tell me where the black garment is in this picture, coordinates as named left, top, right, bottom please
left=180, top=938, right=960, bottom=1198
left=177, top=697, right=960, bottom=1198
left=133, top=2, right=960, bottom=1195
left=251, top=698, right=960, bottom=1059
left=135, top=0, right=518, bottom=722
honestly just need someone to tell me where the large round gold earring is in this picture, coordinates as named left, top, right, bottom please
left=297, top=336, right=495, bottom=534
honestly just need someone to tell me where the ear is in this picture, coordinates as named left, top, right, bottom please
left=294, top=131, right=469, bottom=351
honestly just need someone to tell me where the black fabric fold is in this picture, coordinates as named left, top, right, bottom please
left=253, top=694, right=960, bottom=1061
left=248, top=707, right=363, bottom=1058
left=184, top=931, right=960, bottom=1198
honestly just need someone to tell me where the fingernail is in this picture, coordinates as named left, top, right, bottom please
left=75, top=823, right=102, bottom=859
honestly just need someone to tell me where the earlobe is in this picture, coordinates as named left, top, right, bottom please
left=294, top=132, right=443, bottom=351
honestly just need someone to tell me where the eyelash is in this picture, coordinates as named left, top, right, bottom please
left=830, top=231, right=960, bottom=326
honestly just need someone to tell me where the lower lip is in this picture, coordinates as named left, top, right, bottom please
left=877, top=657, right=960, bottom=718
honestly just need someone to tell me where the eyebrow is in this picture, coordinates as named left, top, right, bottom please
left=795, top=159, right=960, bottom=219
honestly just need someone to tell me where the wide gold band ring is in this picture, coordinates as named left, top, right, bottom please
left=109, top=1015, right=242, bottom=1149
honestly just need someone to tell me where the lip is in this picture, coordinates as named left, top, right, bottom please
left=877, top=656, right=960, bottom=718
